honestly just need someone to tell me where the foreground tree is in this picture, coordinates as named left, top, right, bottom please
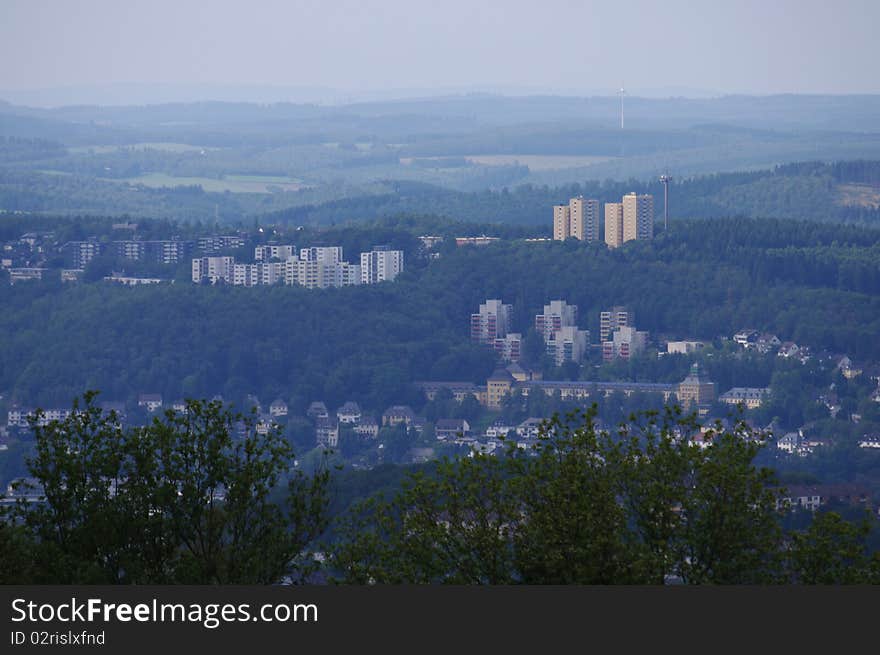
left=330, top=407, right=802, bottom=584
left=1, top=393, right=329, bottom=584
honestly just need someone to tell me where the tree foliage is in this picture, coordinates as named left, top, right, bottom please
left=0, top=393, right=329, bottom=584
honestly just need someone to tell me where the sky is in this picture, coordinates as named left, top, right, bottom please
left=1, top=0, right=878, bottom=105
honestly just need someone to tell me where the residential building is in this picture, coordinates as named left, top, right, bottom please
left=316, top=418, right=339, bottom=448
left=333, top=262, right=362, bottom=287
left=603, top=325, right=648, bottom=361
left=382, top=405, right=417, bottom=427
left=353, top=416, right=379, bottom=438
left=719, top=387, right=770, bottom=409
left=471, top=299, right=513, bottom=345
left=307, top=401, right=329, bottom=420
left=546, top=325, right=590, bottom=366
left=455, top=236, right=499, bottom=247
left=8, top=268, right=47, bottom=284
left=516, top=418, right=545, bottom=439
left=622, top=192, right=654, bottom=242
left=360, top=246, right=404, bottom=284
left=137, top=394, right=163, bottom=412
left=535, top=300, right=578, bottom=342
left=337, top=401, right=362, bottom=424
left=255, top=245, right=296, bottom=261
left=198, top=236, right=245, bottom=253
left=666, top=340, right=705, bottom=355
left=604, top=202, right=624, bottom=248
left=415, top=381, right=481, bottom=403
left=418, top=235, right=444, bottom=249
left=65, top=240, right=104, bottom=268
left=104, top=276, right=165, bottom=286
left=494, top=333, right=522, bottom=363
left=435, top=419, right=471, bottom=441
left=300, top=246, right=342, bottom=265
left=269, top=399, right=289, bottom=417
left=600, top=306, right=634, bottom=343
left=192, top=256, right=234, bottom=284
left=569, top=196, right=601, bottom=242
left=552, top=204, right=571, bottom=241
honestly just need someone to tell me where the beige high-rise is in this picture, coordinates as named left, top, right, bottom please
left=604, top=203, right=623, bottom=248
left=553, top=205, right=571, bottom=241
left=570, top=197, right=601, bottom=242
left=622, top=192, right=654, bottom=242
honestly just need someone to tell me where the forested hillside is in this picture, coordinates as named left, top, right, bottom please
left=1, top=217, right=878, bottom=411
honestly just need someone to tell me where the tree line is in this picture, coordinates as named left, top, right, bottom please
left=2, top=397, right=877, bottom=584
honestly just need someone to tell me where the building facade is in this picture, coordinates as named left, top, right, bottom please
left=471, top=299, right=513, bottom=345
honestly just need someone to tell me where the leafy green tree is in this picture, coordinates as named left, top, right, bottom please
left=787, top=511, right=880, bottom=584
left=1, top=393, right=329, bottom=584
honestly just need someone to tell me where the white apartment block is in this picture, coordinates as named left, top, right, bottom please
left=471, top=299, right=513, bottom=345
left=255, top=245, right=296, bottom=261
left=192, top=256, right=235, bottom=284
left=603, top=325, right=648, bottom=361
left=360, top=246, right=404, bottom=284
left=300, top=246, right=342, bottom=265
left=494, top=333, right=522, bottom=363
left=600, top=307, right=634, bottom=343
left=536, top=300, right=578, bottom=341
left=334, top=262, right=363, bottom=287
left=546, top=326, right=590, bottom=366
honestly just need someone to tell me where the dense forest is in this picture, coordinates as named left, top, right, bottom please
left=1, top=216, right=879, bottom=412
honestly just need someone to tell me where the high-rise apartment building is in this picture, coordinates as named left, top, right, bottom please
left=602, top=325, right=649, bottom=361
left=600, top=306, right=634, bottom=343
left=192, top=256, right=235, bottom=284
left=546, top=325, right=590, bottom=366
left=604, top=203, right=624, bottom=248
left=360, top=246, right=404, bottom=284
left=494, top=333, right=522, bottom=363
left=553, top=204, right=571, bottom=241
left=535, top=300, right=578, bottom=341
left=471, top=299, right=513, bottom=345
left=554, top=197, right=601, bottom=242
left=570, top=197, right=601, bottom=242
left=622, top=192, right=654, bottom=242
left=255, top=245, right=296, bottom=261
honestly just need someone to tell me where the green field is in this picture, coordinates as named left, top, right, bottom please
left=111, top=173, right=306, bottom=193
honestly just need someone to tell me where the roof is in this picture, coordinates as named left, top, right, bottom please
left=435, top=419, right=467, bottom=431
left=338, top=401, right=361, bottom=414
left=681, top=363, right=712, bottom=385
left=383, top=405, right=415, bottom=417
left=525, top=380, right=675, bottom=394
left=488, top=368, right=515, bottom=382
left=270, top=398, right=288, bottom=407
left=315, top=417, right=338, bottom=430
left=138, top=393, right=162, bottom=402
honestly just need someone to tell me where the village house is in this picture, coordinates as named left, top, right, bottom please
left=137, top=394, right=163, bottom=412
left=269, top=399, right=289, bottom=417
left=336, top=401, right=362, bottom=424
left=434, top=418, right=470, bottom=441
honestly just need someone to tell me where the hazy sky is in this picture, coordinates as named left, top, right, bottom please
left=2, top=0, right=878, bottom=103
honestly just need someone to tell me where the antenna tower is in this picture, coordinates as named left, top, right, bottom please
left=659, top=174, right=671, bottom=231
